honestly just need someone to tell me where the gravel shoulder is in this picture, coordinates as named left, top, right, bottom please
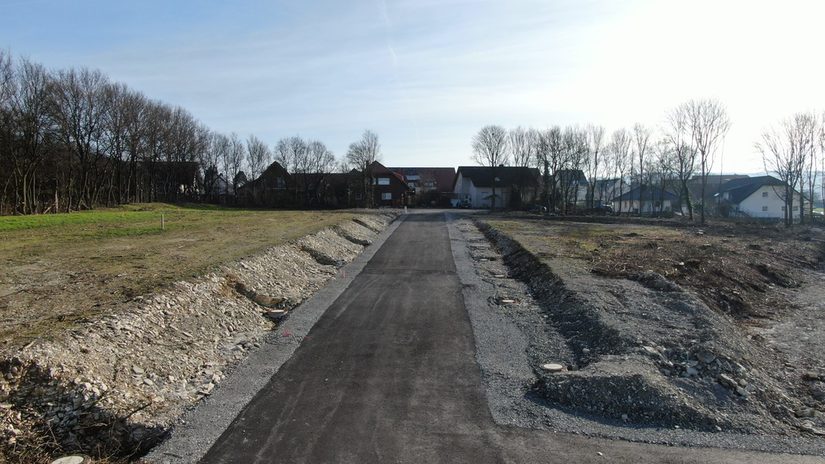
left=447, top=214, right=825, bottom=456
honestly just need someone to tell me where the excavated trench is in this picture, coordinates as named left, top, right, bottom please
left=0, top=213, right=397, bottom=462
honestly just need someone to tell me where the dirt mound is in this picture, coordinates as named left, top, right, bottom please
left=538, top=355, right=725, bottom=431
left=0, top=213, right=397, bottom=462
left=477, top=221, right=825, bottom=437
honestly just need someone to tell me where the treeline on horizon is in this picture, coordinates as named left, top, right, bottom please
left=471, top=101, right=825, bottom=226
left=0, top=51, right=367, bottom=216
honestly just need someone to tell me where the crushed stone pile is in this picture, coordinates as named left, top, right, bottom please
left=0, top=213, right=397, bottom=461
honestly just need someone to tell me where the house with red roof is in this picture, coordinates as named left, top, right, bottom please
left=388, top=167, right=456, bottom=206
left=366, top=161, right=413, bottom=207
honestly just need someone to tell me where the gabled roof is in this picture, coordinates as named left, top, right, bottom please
left=553, top=169, right=588, bottom=184
left=687, top=174, right=749, bottom=198
left=454, top=166, right=540, bottom=189
left=238, top=161, right=290, bottom=191
left=368, top=161, right=410, bottom=188
left=715, top=175, right=786, bottom=204
left=612, top=185, right=678, bottom=202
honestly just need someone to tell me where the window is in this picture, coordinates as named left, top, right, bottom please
left=275, top=177, right=286, bottom=189
left=781, top=206, right=786, bottom=211
left=762, top=206, right=768, bottom=212
left=381, top=192, right=392, bottom=200
left=376, top=177, right=390, bottom=185
left=762, top=191, right=768, bottom=197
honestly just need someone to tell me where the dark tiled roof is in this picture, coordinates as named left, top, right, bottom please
left=553, top=169, right=588, bottom=184
left=716, top=175, right=786, bottom=204
left=455, top=166, right=540, bottom=189
left=613, top=185, right=679, bottom=202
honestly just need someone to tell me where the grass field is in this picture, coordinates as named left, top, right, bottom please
left=0, top=204, right=357, bottom=351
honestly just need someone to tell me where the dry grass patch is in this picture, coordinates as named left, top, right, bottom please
left=0, top=204, right=357, bottom=352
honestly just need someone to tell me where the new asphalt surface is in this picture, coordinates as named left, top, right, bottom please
left=198, top=213, right=825, bottom=464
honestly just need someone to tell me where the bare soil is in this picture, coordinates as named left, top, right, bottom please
left=476, top=216, right=825, bottom=440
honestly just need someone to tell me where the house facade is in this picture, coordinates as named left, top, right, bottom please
left=367, top=161, right=412, bottom=207
left=388, top=167, right=456, bottom=206
left=715, top=176, right=804, bottom=219
left=236, top=161, right=291, bottom=207
left=452, top=166, right=540, bottom=208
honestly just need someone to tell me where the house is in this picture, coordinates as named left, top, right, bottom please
left=452, top=166, right=540, bottom=208
left=389, top=167, right=455, bottom=206
left=687, top=174, right=750, bottom=214
left=236, top=161, right=292, bottom=207
left=714, top=175, right=804, bottom=219
left=613, top=185, right=678, bottom=214
left=388, top=167, right=456, bottom=206
left=553, top=169, right=588, bottom=208
left=591, top=178, right=622, bottom=207
left=366, top=161, right=413, bottom=207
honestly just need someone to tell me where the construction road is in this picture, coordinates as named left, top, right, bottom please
left=198, top=213, right=824, bottom=464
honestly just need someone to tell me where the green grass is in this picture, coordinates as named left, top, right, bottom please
left=0, top=204, right=360, bottom=350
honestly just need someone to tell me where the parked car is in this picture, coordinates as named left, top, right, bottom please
left=456, top=199, right=472, bottom=209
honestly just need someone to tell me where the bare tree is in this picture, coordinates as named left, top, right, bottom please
left=665, top=104, right=698, bottom=219
left=801, top=115, right=822, bottom=223
left=227, top=132, right=246, bottom=193
left=246, top=134, right=271, bottom=181
left=584, top=124, right=605, bottom=208
left=6, top=59, right=52, bottom=213
left=0, top=50, right=14, bottom=213
left=539, top=126, right=566, bottom=212
left=652, top=138, right=676, bottom=214
left=560, top=126, right=587, bottom=213
left=757, top=112, right=818, bottom=227
left=303, top=140, right=335, bottom=206
left=346, top=130, right=381, bottom=207
left=683, top=99, right=731, bottom=224
left=508, top=126, right=535, bottom=167
left=472, top=125, right=509, bottom=209
left=609, top=128, right=632, bottom=214
left=632, top=123, right=652, bottom=215
left=49, top=68, right=112, bottom=209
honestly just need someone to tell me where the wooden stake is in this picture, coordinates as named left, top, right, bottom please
left=161, top=213, right=165, bottom=230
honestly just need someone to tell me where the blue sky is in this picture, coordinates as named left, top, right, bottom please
left=3, top=0, right=824, bottom=172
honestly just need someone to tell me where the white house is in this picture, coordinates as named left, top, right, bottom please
left=715, top=176, right=804, bottom=219
left=452, top=166, right=540, bottom=208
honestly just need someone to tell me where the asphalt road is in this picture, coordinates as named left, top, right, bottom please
left=200, top=213, right=824, bottom=464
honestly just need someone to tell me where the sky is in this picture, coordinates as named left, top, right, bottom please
left=2, top=0, right=824, bottom=173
